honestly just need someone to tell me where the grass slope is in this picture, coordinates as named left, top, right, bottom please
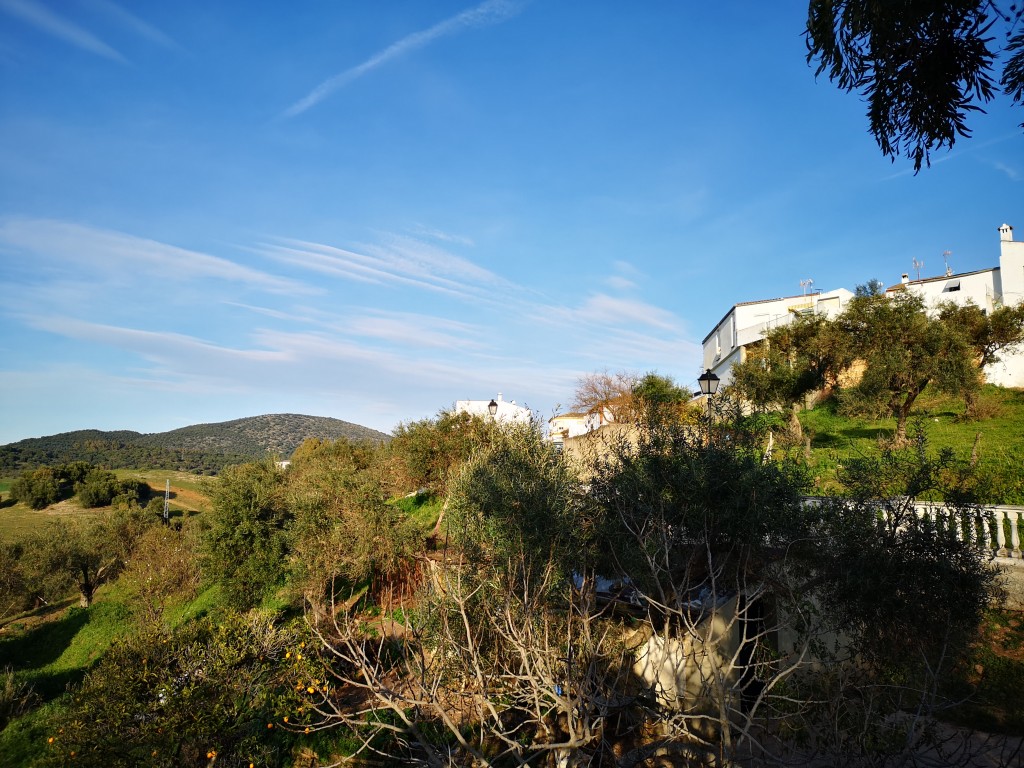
left=799, top=385, right=1024, bottom=504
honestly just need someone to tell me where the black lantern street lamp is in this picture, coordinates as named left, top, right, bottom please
left=697, top=369, right=720, bottom=439
left=697, top=369, right=720, bottom=397
left=487, top=399, right=499, bottom=417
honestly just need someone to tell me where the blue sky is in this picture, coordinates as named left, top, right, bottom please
left=1, top=1, right=1021, bottom=443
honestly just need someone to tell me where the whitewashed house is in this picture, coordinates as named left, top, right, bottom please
left=701, top=223, right=1024, bottom=390
left=886, top=223, right=1024, bottom=387
left=701, top=288, right=854, bottom=390
left=547, top=410, right=611, bottom=452
left=454, top=392, right=533, bottom=424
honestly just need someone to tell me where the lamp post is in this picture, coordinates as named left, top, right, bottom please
left=697, top=369, right=720, bottom=439
left=487, top=399, right=498, bottom=418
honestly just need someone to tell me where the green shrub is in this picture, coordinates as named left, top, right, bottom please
left=39, top=612, right=326, bottom=768
left=75, top=470, right=121, bottom=508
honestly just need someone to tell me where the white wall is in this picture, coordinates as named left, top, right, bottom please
left=702, top=289, right=853, bottom=385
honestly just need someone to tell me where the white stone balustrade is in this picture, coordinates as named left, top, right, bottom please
left=909, top=502, right=1022, bottom=561
left=801, top=498, right=1024, bottom=564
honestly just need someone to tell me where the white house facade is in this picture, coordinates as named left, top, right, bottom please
left=701, top=224, right=1024, bottom=391
left=547, top=410, right=612, bottom=451
left=701, top=288, right=855, bottom=390
left=885, top=223, right=1024, bottom=388
left=454, top=392, right=533, bottom=424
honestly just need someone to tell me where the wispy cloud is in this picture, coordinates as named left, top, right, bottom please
left=0, top=217, right=311, bottom=295
left=348, top=310, right=483, bottom=349
left=544, top=294, right=684, bottom=333
left=604, top=261, right=643, bottom=291
left=260, top=232, right=511, bottom=302
left=0, top=0, right=125, bottom=61
left=85, top=0, right=178, bottom=50
left=20, top=314, right=291, bottom=370
left=604, top=275, right=637, bottom=291
left=991, top=160, right=1021, bottom=182
left=283, top=0, right=523, bottom=117
left=229, top=302, right=483, bottom=350
left=408, top=224, right=476, bottom=247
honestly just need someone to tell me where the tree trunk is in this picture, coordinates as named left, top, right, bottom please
left=788, top=402, right=803, bottom=442
left=894, top=410, right=908, bottom=446
left=963, top=370, right=984, bottom=419
left=893, top=382, right=927, bottom=446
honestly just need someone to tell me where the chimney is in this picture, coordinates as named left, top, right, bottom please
left=497, top=392, right=503, bottom=402
left=1000, top=223, right=1013, bottom=242
left=901, top=273, right=909, bottom=284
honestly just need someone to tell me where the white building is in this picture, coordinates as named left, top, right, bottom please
left=454, top=392, right=533, bottom=424
left=547, top=410, right=611, bottom=451
left=701, top=288, right=855, bottom=390
left=886, top=223, right=1024, bottom=387
left=701, top=224, right=1024, bottom=391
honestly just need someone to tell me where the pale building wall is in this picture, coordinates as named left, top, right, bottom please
left=702, top=225, right=1024, bottom=391
left=1000, top=223, right=1024, bottom=307
left=702, top=288, right=853, bottom=386
left=891, top=224, right=1024, bottom=388
left=900, top=269, right=998, bottom=313
left=629, top=596, right=741, bottom=709
left=454, top=393, right=533, bottom=424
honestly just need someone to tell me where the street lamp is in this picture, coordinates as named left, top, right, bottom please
left=697, top=369, right=720, bottom=397
left=697, top=369, right=720, bottom=440
left=487, top=399, right=498, bottom=417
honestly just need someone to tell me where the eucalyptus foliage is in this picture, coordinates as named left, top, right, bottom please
left=806, top=0, right=1024, bottom=171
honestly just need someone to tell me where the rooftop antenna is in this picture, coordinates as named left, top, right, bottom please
left=912, top=257, right=924, bottom=282
left=800, top=278, right=814, bottom=295
left=942, top=250, right=953, bottom=276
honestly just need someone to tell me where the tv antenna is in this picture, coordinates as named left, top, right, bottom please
left=912, top=258, right=924, bottom=282
left=942, top=250, right=953, bottom=276
left=800, top=278, right=814, bottom=295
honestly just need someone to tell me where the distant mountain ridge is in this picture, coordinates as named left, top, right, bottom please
left=0, top=414, right=390, bottom=473
left=138, top=414, right=390, bottom=456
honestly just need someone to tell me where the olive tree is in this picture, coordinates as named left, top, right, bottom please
left=729, top=313, right=845, bottom=441
left=202, top=460, right=291, bottom=610
left=21, top=504, right=154, bottom=607
left=938, top=300, right=1024, bottom=417
left=837, top=289, right=976, bottom=445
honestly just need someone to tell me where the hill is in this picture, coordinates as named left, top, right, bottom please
left=134, top=413, right=389, bottom=456
left=0, top=414, right=390, bottom=473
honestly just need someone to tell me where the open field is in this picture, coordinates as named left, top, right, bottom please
left=112, top=468, right=216, bottom=514
left=800, top=386, right=1024, bottom=503
left=0, top=469, right=215, bottom=543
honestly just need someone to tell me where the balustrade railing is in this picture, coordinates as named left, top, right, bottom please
left=802, top=498, right=1024, bottom=563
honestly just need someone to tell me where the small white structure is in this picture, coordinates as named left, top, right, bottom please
left=702, top=288, right=854, bottom=390
left=547, top=410, right=611, bottom=451
left=454, top=392, right=533, bottom=424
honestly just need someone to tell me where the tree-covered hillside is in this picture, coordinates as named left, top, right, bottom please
left=0, top=414, right=389, bottom=473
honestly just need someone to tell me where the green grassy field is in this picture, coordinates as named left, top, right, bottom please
left=0, top=470, right=215, bottom=543
left=799, top=386, right=1024, bottom=503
